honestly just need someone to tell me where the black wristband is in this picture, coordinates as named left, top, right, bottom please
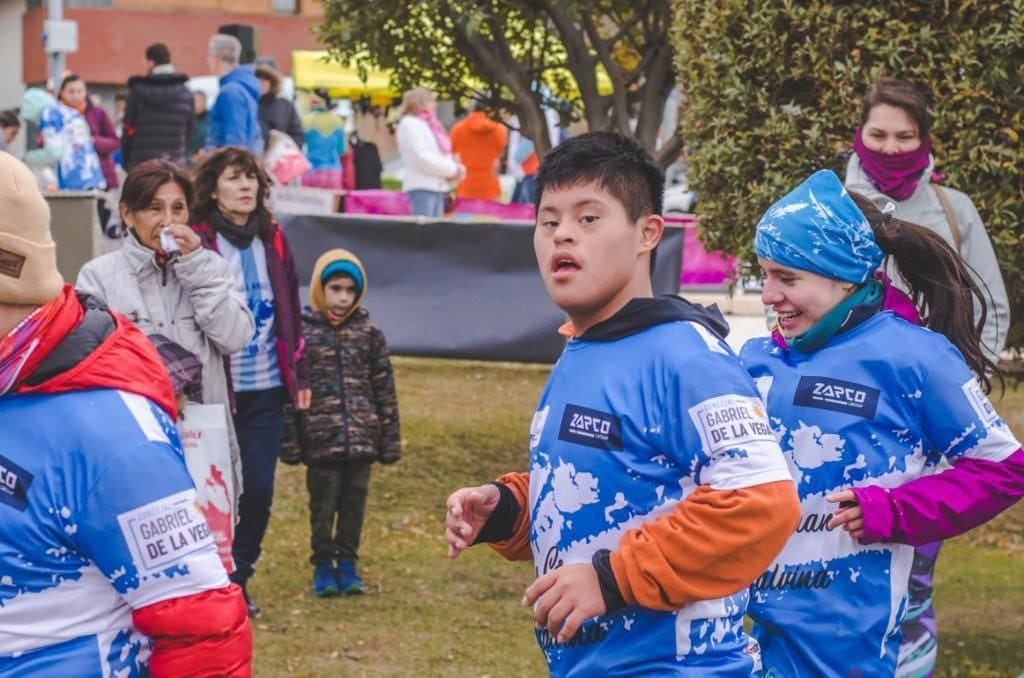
left=591, top=549, right=627, bottom=614
left=473, top=482, right=521, bottom=544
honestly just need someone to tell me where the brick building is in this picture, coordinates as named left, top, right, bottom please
left=19, top=0, right=325, bottom=87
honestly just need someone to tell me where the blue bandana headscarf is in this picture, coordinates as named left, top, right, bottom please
left=755, top=170, right=884, bottom=283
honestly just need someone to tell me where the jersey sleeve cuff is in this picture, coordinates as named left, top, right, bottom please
left=852, top=485, right=895, bottom=544
left=592, top=549, right=627, bottom=614
left=473, top=482, right=520, bottom=544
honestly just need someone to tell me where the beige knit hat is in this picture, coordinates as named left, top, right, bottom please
left=0, top=152, right=63, bottom=305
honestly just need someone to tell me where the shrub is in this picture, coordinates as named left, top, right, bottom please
left=673, top=1, right=1024, bottom=349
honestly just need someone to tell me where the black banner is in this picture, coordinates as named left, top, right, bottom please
left=278, top=214, right=683, bottom=363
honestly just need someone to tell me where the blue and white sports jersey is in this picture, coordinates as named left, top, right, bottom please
left=0, top=389, right=228, bottom=675
left=38, top=104, right=105, bottom=191
left=528, top=320, right=792, bottom=676
left=740, top=312, right=1019, bottom=676
left=219, top=235, right=282, bottom=391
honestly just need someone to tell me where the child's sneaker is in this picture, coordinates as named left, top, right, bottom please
left=336, top=559, right=365, bottom=595
left=312, top=562, right=340, bottom=597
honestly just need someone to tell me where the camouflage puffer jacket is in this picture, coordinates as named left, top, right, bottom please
left=281, top=308, right=401, bottom=465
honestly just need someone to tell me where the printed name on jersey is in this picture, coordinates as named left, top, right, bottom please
left=961, top=379, right=999, bottom=426
left=688, top=394, right=777, bottom=455
left=0, top=453, right=33, bottom=511
left=558, top=404, right=623, bottom=450
left=117, top=489, right=214, bottom=573
left=793, top=376, right=880, bottom=419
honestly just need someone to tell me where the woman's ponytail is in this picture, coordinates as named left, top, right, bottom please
left=848, top=191, right=1001, bottom=393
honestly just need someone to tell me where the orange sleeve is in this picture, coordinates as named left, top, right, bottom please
left=610, top=480, right=799, bottom=610
left=486, top=472, right=533, bottom=561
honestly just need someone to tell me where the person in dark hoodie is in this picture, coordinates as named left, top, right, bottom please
left=280, top=248, right=401, bottom=598
left=123, top=43, right=194, bottom=169
left=0, top=152, right=252, bottom=674
left=443, top=132, right=800, bottom=675
left=205, top=35, right=263, bottom=156
left=254, top=60, right=304, bottom=150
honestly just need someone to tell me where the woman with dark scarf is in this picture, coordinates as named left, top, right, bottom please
left=844, top=78, right=1009, bottom=363
left=191, top=147, right=310, bottom=618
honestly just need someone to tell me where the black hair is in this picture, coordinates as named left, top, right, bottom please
left=848, top=191, right=1002, bottom=394
left=146, top=43, right=171, bottom=66
left=535, top=131, right=664, bottom=220
left=535, top=132, right=664, bottom=274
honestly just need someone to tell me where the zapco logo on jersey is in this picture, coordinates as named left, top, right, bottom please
left=0, top=453, right=33, bottom=512
left=794, top=376, right=880, bottom=419
left=558, top=404, right=623, bottom=451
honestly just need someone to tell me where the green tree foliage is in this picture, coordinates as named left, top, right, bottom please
left=318, top=0, right=680, bottom=163
left=674, top=1, right=1024, bottom=348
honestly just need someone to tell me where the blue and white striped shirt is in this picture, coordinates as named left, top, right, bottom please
left=218, top=235, right=282, bottom=391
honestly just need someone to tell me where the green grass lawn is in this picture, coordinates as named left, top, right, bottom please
left=249, top=358, right=1024, bottom=677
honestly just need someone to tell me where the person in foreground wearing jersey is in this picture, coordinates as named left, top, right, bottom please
left=740, top=169, right=1024, bottom=676
left=0, top=151, right=251, bottom=675
left=443, top=132, right=800, bottom=675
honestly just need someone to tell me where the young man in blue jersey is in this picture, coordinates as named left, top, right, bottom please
left=0, top=152, right=251, bottom=675
left=444, top=132, right=800, bottom=675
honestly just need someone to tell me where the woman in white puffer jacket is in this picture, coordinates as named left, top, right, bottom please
left=395, top=87, right=465, bottom=217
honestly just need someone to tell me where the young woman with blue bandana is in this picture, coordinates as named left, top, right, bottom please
left=739, top=170, right=1024, bottom=676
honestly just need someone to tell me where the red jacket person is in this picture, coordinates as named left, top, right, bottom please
left=0, top=151, right=252, bottom=675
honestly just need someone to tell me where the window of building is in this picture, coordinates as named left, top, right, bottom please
left=272, top=0, right=298, bottom=13
left=28, top=0, right=113, bottom=7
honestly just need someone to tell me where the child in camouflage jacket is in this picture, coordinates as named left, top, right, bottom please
left=281, top=248, right=400, bottom=597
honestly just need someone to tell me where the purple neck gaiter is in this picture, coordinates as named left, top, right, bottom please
left=853, top=127, right=932, bottom=201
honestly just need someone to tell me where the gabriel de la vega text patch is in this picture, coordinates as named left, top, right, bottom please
left=117, top=489, right=214, bottom=573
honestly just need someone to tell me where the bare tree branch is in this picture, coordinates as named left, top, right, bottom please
left=535, top=0, right=607, bottom=135
left=579, top=11, right=632, bottom=137
left=655, top=130, right=683, bottom=170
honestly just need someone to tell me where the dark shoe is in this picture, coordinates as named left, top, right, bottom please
left=336, top=559, right=365, bottom=595
left=240, top=583, right=261, bottom=618
left=313, top=562, right=340, bottom=598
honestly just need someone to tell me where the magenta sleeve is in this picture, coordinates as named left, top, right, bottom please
left=852, top=448, right=1024, bottom=546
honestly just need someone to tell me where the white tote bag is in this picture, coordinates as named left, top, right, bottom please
left=178, top=403, right=237, bottom=574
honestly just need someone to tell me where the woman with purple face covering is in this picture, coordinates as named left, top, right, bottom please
left=845, top=78, right=1009, bottom=363
left=845, top=78, right=1011, bottom=678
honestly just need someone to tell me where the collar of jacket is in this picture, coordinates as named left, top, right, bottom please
left=121, top=231, right=166, bottom=276
left=17, top=289, right=178, bottom=418
left=570, top=295, right=730, bottom=343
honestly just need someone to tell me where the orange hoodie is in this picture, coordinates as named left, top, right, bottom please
left=450, top=112, right=508, bottom=200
